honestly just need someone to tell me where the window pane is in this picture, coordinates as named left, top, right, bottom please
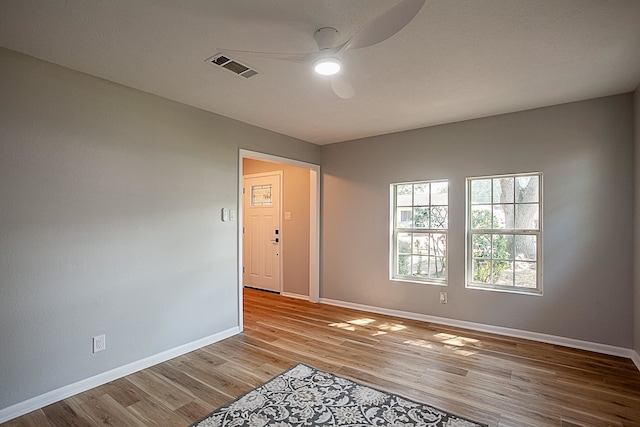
left=251, top=184, right=272, bottom=206
left=397, top=207, right=413, bottom=228
left=516, top=176, right=539, bottom=203
left=494, top=261, right=514, bottom=286
left=397, top=255, right=410, bottom=275
left=493, top=204, right=513, bottom=229
left=414, top=183, right=429, bottom=206
left=412, top=234, right=429, bottom=255
left=492, top=235, right=513, bottom=260
left=429, top=233, right=447, bottom=257
left=396, top=184, right=413, bottom=206
left=493, top=177, right=514, bottom=203
left=515, top=235, right=536, bottom=261
left=430, top=206, right=448, bottom=229
left=431, top=182, right=448, bottom=205
left=471, top=205, right=492, bottom=229
left=413, top=207, right=429, bottom=228
left=429, top=257, right=446, bottom=279
left=515, top=204, right=539, bottom=230
left=411, top=255, right=428, bottom=277
left=397, top=233, right=412, bottom=254
left=472, top=260, right=491, bottom=283
left=471, top=179, right=491, bottom=204
left=472, top=234, right=491, bottom=259
left=515, top=261, right=536, bottom=288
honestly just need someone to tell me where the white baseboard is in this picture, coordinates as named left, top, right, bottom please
left=632, top=350, right=640, bottom=371
left=0, top=326, right=240, bottom=424
left=320, top=297, right=636, bottom=361
left=281, top=292, right=309, bottom=301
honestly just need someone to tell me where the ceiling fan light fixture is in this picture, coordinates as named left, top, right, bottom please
left=314, top=57, right=341, bottom=76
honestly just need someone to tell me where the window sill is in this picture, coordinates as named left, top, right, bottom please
left=466, top=283, right=542, bottom=296
left=390, top=277, right=448, bottom=287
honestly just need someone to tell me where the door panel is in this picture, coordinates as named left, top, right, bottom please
left=243, top=173, right=281, bottom=292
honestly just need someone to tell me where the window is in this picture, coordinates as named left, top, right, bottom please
left=251, top=184, right=272, bottom=206
left=391, top=180, right=448, bottom=284
left=466, top=173, right=542, bottom=294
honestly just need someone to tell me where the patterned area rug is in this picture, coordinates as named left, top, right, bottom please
left=190, top=363, right=486, bottom=427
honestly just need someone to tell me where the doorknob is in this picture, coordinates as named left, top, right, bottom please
left=270, top=238, right=279, bottom=243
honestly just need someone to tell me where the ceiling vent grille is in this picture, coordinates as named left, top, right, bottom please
left=207, top=54, right=258, bottom=78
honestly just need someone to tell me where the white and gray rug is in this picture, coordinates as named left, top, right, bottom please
left=190, top=363, right=486, bottom=427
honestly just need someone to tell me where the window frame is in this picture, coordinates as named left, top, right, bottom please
left=390, top=179, right=449, bottom=286
left=465, top=172, right=543, bottom=295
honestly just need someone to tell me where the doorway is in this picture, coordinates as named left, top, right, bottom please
left=238, top=150, right=320, bottom=330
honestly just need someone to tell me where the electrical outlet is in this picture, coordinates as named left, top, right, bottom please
left=93, top=334, right=106, bottom=353
left=439, top=292, right=447, bottom=304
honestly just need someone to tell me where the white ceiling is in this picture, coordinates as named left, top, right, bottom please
left=1, top=0, right=639, bottom=145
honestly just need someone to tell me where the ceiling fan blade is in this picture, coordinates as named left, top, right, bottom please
left=342, top=0, right=425, bottom=51
left=218, top=48, right=315, bottom=65
left=330, top=75, right=355, bottom=99
left=219, top=46, right=344, bottom=67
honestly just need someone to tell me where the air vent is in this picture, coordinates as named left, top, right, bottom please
left=207, top=54, right=258, bottom=79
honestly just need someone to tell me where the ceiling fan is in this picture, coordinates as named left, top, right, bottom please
left=218, top=0, right=425, bottom=99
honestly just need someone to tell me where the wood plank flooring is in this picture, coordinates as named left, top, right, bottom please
left=3, top=288, right=640, bottom=426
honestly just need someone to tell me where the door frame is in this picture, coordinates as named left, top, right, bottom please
left=238, top=149, right=320, bottom=331
left=242, top=171, right=283, bottom=293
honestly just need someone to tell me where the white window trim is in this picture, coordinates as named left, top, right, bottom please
left=465, top=172, right=543, bottom=295
left=390, top=179, right=448, bottom=286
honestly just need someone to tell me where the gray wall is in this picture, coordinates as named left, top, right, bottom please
left=321, top=95, right=634, bottom=348
left=0, top=48, right=320, bottom=411
left=634, top=87, right=640, bottom=356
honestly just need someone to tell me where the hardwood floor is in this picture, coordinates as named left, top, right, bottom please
left=4, top=288, right=640, bottom=426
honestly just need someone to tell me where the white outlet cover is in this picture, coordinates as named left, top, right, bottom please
left=93, top=334, right=106, bottom=353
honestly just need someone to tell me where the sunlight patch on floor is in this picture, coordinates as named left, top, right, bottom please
left=435, top=333, right=479, bottom=345
left=326, top=319, right=480, bottom=356
left=405, top=334, right=480, bottom=356
left=404, top=339, right=434, bottom=349
left=348, top=318, right=376, bottom=326
left=327, top=318, right=407, bottom=336
left=450, top=348, right=477, bottom=356
left=377, top=323, right=407, bottom=332
left=328, top=322, right=356, bottom=331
